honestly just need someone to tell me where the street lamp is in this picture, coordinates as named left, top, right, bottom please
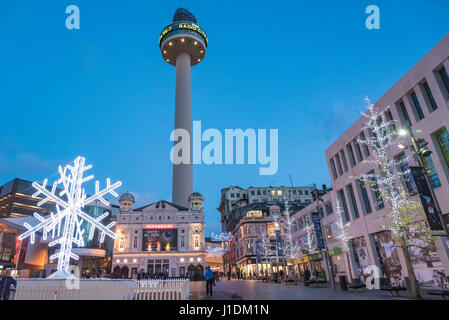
left=398, top=127, right=449, bottom=236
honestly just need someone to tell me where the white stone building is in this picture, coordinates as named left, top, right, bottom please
left=111, top=192, right=206, bottom=280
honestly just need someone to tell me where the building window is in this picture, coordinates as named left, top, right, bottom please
left=360, top=132, right=370, bottom=157
left=325, top=203, right=333, bottom=215
left=335, top=154, right=343, bottom=176
left=409, top=91, right=425, bottom=121
left=346, top=143, right=356, bottom=167
left=354, top=139, right=363, bottom=162
left=436, top=128, right=449, bottom=170
left=330, top=158, right=338, bottom=179
left=194, top=236, right=199, bottom=248
left=133, top=236, right=138, bottom=249
left=346, top=183, right=360, bottom=219
left=263, top=190, right=267, bottom=195
left=357, top=179, right=372, bottom=215
left=181, top=235, right=185, bottom=247
left=396, top=153, right=418, bottom=195
left=422, top=147, right=441, bottom=188
left=384, top=109, right=397, bottom=137
left=438, top=66, right=449, bottom=96
left=397, top=100, right=412, bottom=128
left=277, top=190, right=282, bottom=196
left=119, top=234, right=125, bottom=250
left=245, top=210, right=263, bottom=218
left=337, top=189, right=350, bottom=222
left=421, top=80, right=438, bottom=111
left=368, top=170, right=384, bottom=210
left=326, top=225, right=333, bottom=239
left=340, top=150, right=348, bottom=172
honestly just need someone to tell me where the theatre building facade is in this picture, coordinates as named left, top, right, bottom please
left=111, top=192, right=206, bottom=280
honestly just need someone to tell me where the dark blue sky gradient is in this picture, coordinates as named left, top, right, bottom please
left=1, top=0, right=448, bottom=234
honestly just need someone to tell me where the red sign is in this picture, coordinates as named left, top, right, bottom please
left=13, top=237, right=29, bottom=265
left=144, top=224, right=175, bottom=229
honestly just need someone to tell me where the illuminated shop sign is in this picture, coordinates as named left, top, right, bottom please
left=144, top=224, right=175, bottom=229
left=159, top=23, right=208, bottom=47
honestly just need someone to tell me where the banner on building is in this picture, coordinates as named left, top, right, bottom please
left=255, top=240, right=261, bottom=262
left=311, top=212, right=325, bottom=249
left=142, top=228, right=178, bottom=252
left=410, top=166, right=445, bottom=235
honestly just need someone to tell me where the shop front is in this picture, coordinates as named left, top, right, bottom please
left=328, top=247, right=344, bottom=274
left=309, top=253, right=326, bottom=281
left=295, top=256, right=310, bottom=278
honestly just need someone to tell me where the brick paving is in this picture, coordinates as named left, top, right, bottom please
left=189, top=279, right=443, bottom=300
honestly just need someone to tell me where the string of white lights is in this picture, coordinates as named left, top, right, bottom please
left=18, top=156, right=121, bottom=277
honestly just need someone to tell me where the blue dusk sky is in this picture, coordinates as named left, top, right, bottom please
left=1, top=1, right=448, bottom=235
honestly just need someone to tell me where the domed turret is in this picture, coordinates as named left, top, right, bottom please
left=173, top=8, right=197, bottom=23
left=119, top=192, right=135, bottom=210
left=189, top=192, right=204, bottom=210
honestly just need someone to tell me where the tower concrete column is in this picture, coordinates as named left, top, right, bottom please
left=159, top=8, right=208, bottom=208
left=173, top=52, right=193, bottom=207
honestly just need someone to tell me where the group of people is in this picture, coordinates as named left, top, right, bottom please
left=227, top=268, right=289, bottom=280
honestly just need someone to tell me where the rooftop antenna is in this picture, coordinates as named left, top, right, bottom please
left=289, top=174, right=294, bottom=187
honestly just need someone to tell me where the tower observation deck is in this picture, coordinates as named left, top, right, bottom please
left=159, top=8, right=208, bottom=207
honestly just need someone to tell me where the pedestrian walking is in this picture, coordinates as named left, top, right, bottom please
left=205, top=266, right=214, bottom=296
left=0, top=270, right=17, bottom=300
left=304, top=268, right=311, bottom=286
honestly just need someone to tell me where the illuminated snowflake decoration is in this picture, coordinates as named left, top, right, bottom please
left=334, top=199, right=351, bottom=252
left=18, top=156, right=121, bottom=277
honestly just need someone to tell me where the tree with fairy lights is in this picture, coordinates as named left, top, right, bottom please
left=357, top=97, right=434, bottom=299
left=304, top=222, right=315, bottom=253
left=273, top=198, right=302, bottom=279
left=256, top=227, right=273, bottom=276
left=18, top=156, right=121, bottom=279
left=276, top=198, right=302, bottom=261
left=334, top=199, right=352, bottom=282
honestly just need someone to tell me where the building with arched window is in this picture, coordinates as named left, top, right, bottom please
left=111, top=192, right=206, bottom=279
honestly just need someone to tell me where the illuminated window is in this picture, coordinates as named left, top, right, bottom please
left=119, top=235, right=125, bottom=250
left=277, top=190, right=282, bottom=196
left=194, top=236, right=199, bottom=248
left=271, top=190, right=276, bottom=195
left=245, top=210, right=263, bottom=218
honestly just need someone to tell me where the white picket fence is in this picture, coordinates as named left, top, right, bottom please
left=134, top=279, right=190, bottom=300
left=12, top=278, right=190, bottom=300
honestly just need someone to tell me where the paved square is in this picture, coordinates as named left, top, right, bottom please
left=190, top=279, right=442, bottom=300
